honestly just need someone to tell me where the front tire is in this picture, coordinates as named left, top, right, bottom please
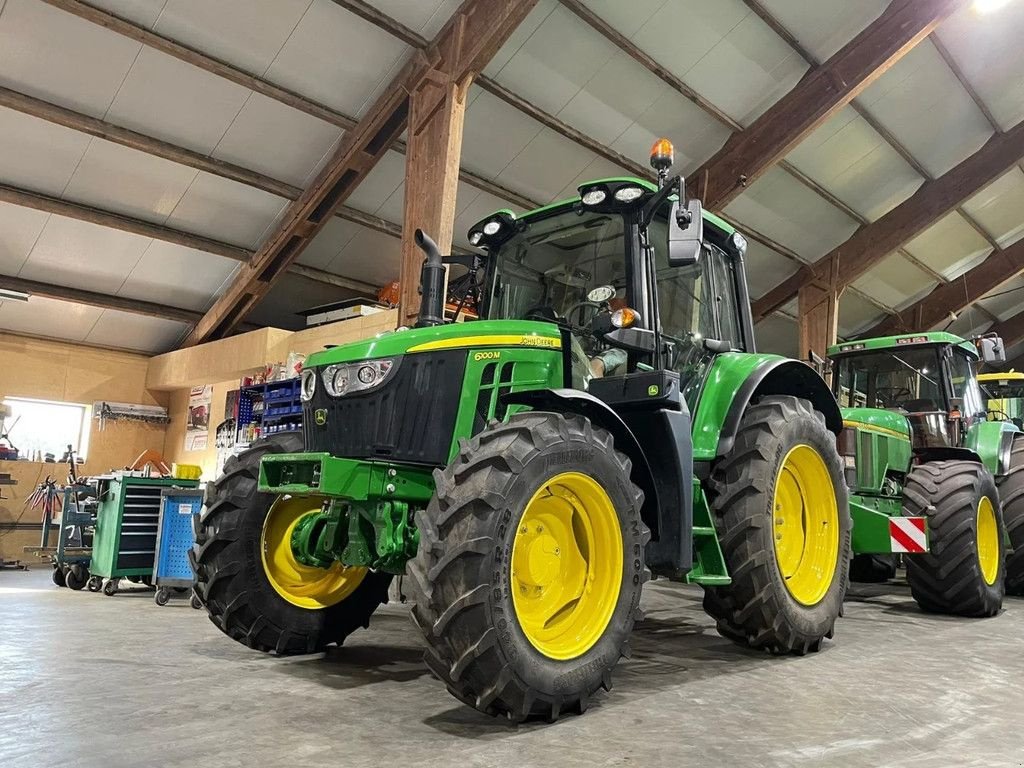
left=996, top=435, right=1024, bottom=595
left=702, top=395, right=851, bottom=654
left=191, top=433, right=392, bottom=654
left=904, top=461, right=1004, bottom=616
left=408, top=412, right=648, bottom=721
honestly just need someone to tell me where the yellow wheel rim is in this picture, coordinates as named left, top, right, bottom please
left=977, top=496, right=999, bottom=586
left=772, top=444, right=840, bottom=606
left=511, top=472, right=623, bottom=660
left=260, top=496, right=366, bottom=609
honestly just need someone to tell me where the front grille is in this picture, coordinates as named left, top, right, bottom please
left=304, top=351, right=466, bottom=466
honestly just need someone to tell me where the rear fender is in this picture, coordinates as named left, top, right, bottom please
left=692, top=354, right=842, bottom=461
left=504, top=388, right=694, bottom=576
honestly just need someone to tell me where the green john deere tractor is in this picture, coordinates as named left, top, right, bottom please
left=829, top=332, right=1024, bottom=613
left=193, top=140, right=852, bottom=721
left=979, top=370, right=1024, bottom=593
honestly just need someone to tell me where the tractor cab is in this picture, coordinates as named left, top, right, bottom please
left=979, top=371, right=1024, bottom=428
left=829, top=333, right=996, bottom=453
left=456, top=149, right=754, bottom=412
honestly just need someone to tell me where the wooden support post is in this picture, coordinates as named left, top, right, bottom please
left=398, top=40, right=471, bottom=325
left=798, top=256, right=841, bottom=367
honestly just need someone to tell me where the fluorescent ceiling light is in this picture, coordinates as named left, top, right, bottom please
left=973, top=0, right=1013, bottom=13
left=0, top=289, right=30, bottom=302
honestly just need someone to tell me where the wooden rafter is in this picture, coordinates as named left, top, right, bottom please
left=864, top=237, right=1024, bottom=337
left=0, top=274, right=202, bottom=324
left=38, top=0, right=539, bottom=213
left=182, top=0, right=539, bottom=346
left=753, top=119, right=1024, bottom=322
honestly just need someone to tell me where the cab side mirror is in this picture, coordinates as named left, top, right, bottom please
left=978, top=336, right=1006, bottom=364
left=667, top=199, right=703, bottom=267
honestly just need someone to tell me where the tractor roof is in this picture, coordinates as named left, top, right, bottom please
left=471, top=176, right=737, bottom=245
left=828, top=331, right=978, bottom=360
left=979, top=371, right=1024, bottom=382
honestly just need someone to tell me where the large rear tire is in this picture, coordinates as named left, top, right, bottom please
left=408, top=412, right=648, bottom=721
left=996, top=434, right=1024, bottom=595
left=192, top=433, right=392, bottom=654
left=904, top=460, right=1004, bottom=616
left=702, top=395, right=851, bottom=654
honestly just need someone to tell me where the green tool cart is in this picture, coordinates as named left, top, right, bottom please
left=89, top=474, right=200, bottom=596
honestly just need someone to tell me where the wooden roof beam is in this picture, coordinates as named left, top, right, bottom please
left=753, top=119, right=1024, bottom=321
left=0, top=274, right=202, bottom=324
left=863, top=236, right=1024, bottom=337
left=182, top=0, right=540, bottom=346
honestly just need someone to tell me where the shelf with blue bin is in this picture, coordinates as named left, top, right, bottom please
left=236, top=378, right=303, bottom=442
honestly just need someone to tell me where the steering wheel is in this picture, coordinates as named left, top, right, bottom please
left=875, top=387, right=913, bottom=407
left=988, top=409, right=1012, bottom=423
left=564, top=301, right=602, bottom=331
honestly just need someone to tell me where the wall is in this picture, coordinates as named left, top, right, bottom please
left=0, top=333, right=169, bottom=562
left=160, top=311, right=399, bottom=480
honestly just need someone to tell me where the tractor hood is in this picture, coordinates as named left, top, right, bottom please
left=306, top=319, right=562, bottom=368
left=840, top=407, right=911, bottom=440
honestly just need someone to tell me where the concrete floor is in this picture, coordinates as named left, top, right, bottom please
left=2, top=569, right=1023, bottom=768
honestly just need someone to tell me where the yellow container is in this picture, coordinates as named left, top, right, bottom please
left=172, top=463, right=203, bottom=481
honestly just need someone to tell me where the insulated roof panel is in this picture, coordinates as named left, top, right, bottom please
left=977, top=275, right=1024, bottom=321
left=945, top=309, right=991, bottom=338
left=164, top=172, right=287, bottom=250
left=85, top=0, right=167, bottom=28
left=935, top=2, right=1024, bottom=131
left=211, top=94, right=344, bottom=189
left=263, top=0, right=410, bottom=119
left=368, top=0, right=461, bottom=39
left=344, top=150, right=407, bottom=217
left=104, top=46, right=252, bottom=155
left=150, top=0, right=311, bottom=76
left=495, top=127, right=599, bottom=205
left=744, top=239, right=800, bottom=301
left=0, top=202, right=49, bottom=276
left=961, top=167, right=1024, bottom=249
left=0, top=0, right=140, bottom=117
left=0, top=109, right=92, bottom=195
left=754, top=313, right=798, bottom=359
left=62, top=139, right=199, bottom=224
left=0, top=295, right=103, bottom=343
left=118, top=242, right=239, bottom=313
left=784, top=106, right=925, bottom=221
left=839, top=291, right=887, bottom=338
left=723, top=167, right=860, bottom=262
left=461, top=88, right=544, bottom=182
left=755, top=0, right=889, bottom=62
left=902, top=211, right=994, bottom=280
left=84, top=311, right=189, bottom=353
left=319, top=227, right=402, bottom=288
left=851, top=253, right=937, bottom=312
left=858, top=41, right=994, bottom=178
left=296, top=217, right=360, bottom=271
left=17, top=216, right=151, bottom=295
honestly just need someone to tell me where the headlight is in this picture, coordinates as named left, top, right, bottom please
left=300, top=368, right=317, bottom=401
left=614, top=186, right=643, bottom=203
left=469, top=231, right=483, bottom=246
left=581, top=188, right=607, bottom=206
left=322, top=359, right=395, bottom=397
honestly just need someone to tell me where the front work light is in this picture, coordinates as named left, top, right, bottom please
left=614, top=186, right=644, bottom=203
left=581, top=188, right=607, bottom=206
left=483, top=220, right=501, bottom=235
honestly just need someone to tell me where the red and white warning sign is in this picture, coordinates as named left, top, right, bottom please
left=889, top=517, right=928, bottom=553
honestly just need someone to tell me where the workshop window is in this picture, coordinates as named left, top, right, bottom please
left=3, top=397, right=91, bottom=462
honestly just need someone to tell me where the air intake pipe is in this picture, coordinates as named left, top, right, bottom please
left=415, top=229, right=446, bottom=328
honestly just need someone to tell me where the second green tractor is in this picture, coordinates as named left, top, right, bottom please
left=830, top=332, right=1024, bottom=611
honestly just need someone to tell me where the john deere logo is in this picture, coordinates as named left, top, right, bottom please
left=314, top=409, right=328, bottom=426
left=647, top=385, right=659, bottom=397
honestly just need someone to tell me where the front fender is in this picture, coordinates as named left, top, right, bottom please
left=691, top=353, right=842, bottom=461
left=965, top=419, right=1019, bottom=476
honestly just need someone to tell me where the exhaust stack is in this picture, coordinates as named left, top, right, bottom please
left=414, top=229, right=446, bottom=328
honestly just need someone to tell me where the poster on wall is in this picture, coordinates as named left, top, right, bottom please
left=184, top=384, right=212, bottom=452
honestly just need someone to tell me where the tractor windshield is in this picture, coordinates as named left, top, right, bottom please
left=833, top=347, right=944, bottom=412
